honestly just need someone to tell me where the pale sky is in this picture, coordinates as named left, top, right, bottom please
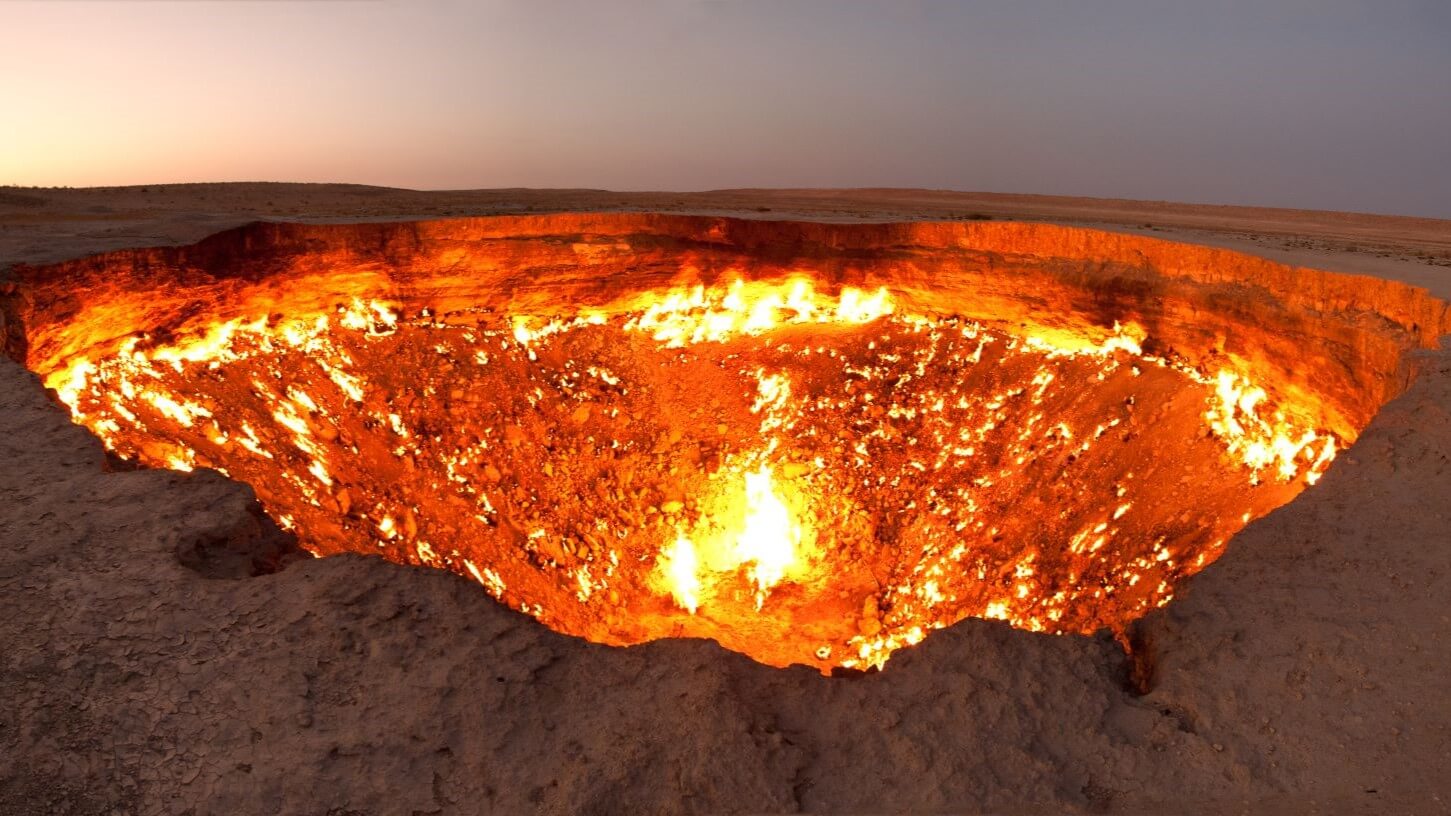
left=2, top=0, right=1449, bottom=217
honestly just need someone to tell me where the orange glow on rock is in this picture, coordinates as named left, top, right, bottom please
left=7, top=215, right=1430, bottom=673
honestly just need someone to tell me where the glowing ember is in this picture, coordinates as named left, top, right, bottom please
left=30, top=276, right=1344, bottom=672
left=623, top=278, right=894, bottom=347
left=657, top=462, right=808, bottom=614
left=656, top=535, right=701, bottom=614
left=735, top=464, right=801, bottom=598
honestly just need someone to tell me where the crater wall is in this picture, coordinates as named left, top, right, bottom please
left=6, top=215, right=1449, bottom=439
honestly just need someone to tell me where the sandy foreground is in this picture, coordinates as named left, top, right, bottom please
left=1, top=184, right=1450, bottom=814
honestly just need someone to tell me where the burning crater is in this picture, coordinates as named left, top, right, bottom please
left=3, top=215, right=1440, bottom=672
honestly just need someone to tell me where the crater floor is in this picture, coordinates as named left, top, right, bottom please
left=46, top=289, right=1335, bottom=672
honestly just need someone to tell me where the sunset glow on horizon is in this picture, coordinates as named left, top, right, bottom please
left=2, top=0, right=1449, bottom=218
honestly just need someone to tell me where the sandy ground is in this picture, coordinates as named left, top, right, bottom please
left=2, top=185, right=1450, bottom=814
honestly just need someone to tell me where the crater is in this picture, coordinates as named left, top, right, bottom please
left=3, top=215, right=1441, bottom=672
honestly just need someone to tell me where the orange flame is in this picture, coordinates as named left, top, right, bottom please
left=655, top=462, right=806, bottom=613
left=625, top=278, right=893, bottom=347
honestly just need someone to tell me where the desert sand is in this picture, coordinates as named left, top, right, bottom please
left=2, top=185, right=1450, bottom=814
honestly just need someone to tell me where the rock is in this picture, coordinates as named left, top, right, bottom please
left=537, top=537, right=566, bottom=563
left=660, top=500, right=684, bottom=515
left=858, top=595, right=882, bottom=636
left=571, top=404, right=591, bottom=424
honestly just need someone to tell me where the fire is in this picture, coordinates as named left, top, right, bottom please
left=658, top=536, right=701, bottom=613
left=1024, top=321, right=1146, bottom=358
left=1205, top=370, right=1336, bottom=484
left=625, top=278, right=893, bottom=347
left=655, top=462, right=807, bottom=613
left=25, top=273, right=1350, bottom=672
left=736, top=464, right=800, bottom=598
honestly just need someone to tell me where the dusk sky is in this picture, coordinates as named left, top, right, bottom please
left=2, top=1, right=1449, bottom=218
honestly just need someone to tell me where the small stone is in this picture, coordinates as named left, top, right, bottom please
left=858, top=595, right=883, bottom=636
left=483, top=464, right=502, bottom=482
left=538, top=537, right=566, bottom=563
left=862, top=595, right=880, bottom=619
left=571, top=405, right=591, bottom=424
left=660, top=500, right=684, bottom=515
